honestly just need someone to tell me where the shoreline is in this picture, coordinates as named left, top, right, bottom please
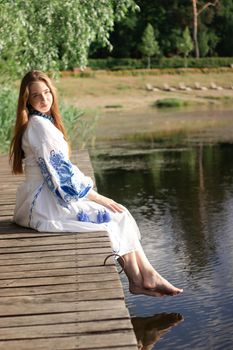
left=93, top=107, right=233, bottom=148
left=56, top=71, right=233, bottom=147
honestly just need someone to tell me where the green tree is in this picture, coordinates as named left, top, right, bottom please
left=95, top=0, right=193, bottom=58
left=139, top=23, right=160, bottom=68
left=91, top=0, right=233, bottom=59
left=199, top=27, right=219, bottom=57
left=0, top=0, right=138, bottom=77
left=177, top=27, right=193, bottom=67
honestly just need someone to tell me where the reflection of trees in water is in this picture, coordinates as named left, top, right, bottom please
left=93, top=145, right=233, bottom=272
left=131, top=312, right=183, bottom=350
left=140, top=145, right=233, bottom=272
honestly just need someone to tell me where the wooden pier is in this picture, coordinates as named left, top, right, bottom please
left=0, top=151, right=138, bottom=350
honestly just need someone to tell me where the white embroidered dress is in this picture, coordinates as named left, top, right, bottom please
left=14, top=113, right=142, bottom=256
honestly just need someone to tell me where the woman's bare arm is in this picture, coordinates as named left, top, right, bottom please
left=87, top=190, right=124, bottom=213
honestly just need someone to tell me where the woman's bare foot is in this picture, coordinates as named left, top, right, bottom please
left=129, top=270, right=183, bottom=297
left=145, top=271, right=183, bottom=296
left=129, top=283, right=164, bottom=297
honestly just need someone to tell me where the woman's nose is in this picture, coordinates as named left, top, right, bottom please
left=40, top=93, right=46, bottom=102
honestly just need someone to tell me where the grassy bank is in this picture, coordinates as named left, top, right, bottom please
left=55, top=69, right=233, bottom=147
left=57, top=69, right=233, bottom=112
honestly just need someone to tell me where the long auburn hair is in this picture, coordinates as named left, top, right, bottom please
left=10, top=70, right=67, bottom=174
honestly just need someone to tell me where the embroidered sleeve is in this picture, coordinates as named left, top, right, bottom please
left=28, top=117, right=93, bottom=205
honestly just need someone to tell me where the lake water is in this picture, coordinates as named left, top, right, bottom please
left=90, top=143, right=233, bottom=350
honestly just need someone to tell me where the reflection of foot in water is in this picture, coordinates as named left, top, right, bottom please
left=131, top=312, right=184, bottom=350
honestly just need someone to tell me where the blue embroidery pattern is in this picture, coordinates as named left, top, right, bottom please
left=28, top=182, right=44, bottom=227
left=77, top=209, right=111, bottom=224
left=38, top=150, right=92, bottom=205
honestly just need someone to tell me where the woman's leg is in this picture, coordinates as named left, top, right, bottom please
left=120, top=251, right=143, bottom=286
left=135, top=249, right=183, bottom=295
left=120, top=248, right=183, bottom=297
left=119, top=251, right=164, bottom=297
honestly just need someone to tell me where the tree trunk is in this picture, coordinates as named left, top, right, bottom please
left=184, top=55, right=188, bottom=68
left=192, top=0, right=219, bottom=59
left=192, top=0, right=199, bottom=58
left=147, top=56, right=151, bottom=69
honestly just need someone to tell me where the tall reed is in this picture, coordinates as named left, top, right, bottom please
left=0, top=86, right=18, bottom=154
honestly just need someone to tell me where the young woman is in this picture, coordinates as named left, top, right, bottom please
left=10, top=70, right=183, bottom=297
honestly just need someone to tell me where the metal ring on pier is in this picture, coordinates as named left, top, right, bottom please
left=103, top=253, right=125, bottom=274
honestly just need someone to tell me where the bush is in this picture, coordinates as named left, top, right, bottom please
left=88, top=56, right=233, bottom=70
left=89, top=57, right=144, bottom=70
left=154, top=98, right=187, bottom=108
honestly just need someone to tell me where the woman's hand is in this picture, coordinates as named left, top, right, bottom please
left=87, top=190, right=125, bottom=213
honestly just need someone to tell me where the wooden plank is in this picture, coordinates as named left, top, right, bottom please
left=0, top=334, right=137, bottom=350
left=0, top=264, right=115, bottom=274
left=78, top=332, right=138, bottom=349
left=0, top=237, right=111, bottom=247
left=0, top=235, right=111, bottom=244
left=0, top=298, right=127, bottom=316
left=0, top=215, right=12, bottom=220
left=0, top=309, right=130, bottom=327
left=0, top=233, right=65, bottom=239
left=0, top=274, right=121, bottom=288
left=0, top=287, right=122, bottom=300
left=0, top=245, right=111, bottom=256
left=0, top=251, right=112, bottom=262
left=0, top=255, right=114, bottom=271
left=0, top=205, right=15, bottom=211
left=0, top=337, right=79, bottom=350
left=0, top=242, right=111, bottom=251
left=0, top=269, right=118, bottom=280
left=0, top=319, right=133, bottom=340
left=0, top=281, right=122, bottom=298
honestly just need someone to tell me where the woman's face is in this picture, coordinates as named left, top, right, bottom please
left=28, top=81, right=53, bottom=114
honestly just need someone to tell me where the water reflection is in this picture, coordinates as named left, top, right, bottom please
left=131, top=312, right=183, bottom=350
left=91, top=144, right=233, bottom=349
left=93, top=145, right=233, bottom=271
